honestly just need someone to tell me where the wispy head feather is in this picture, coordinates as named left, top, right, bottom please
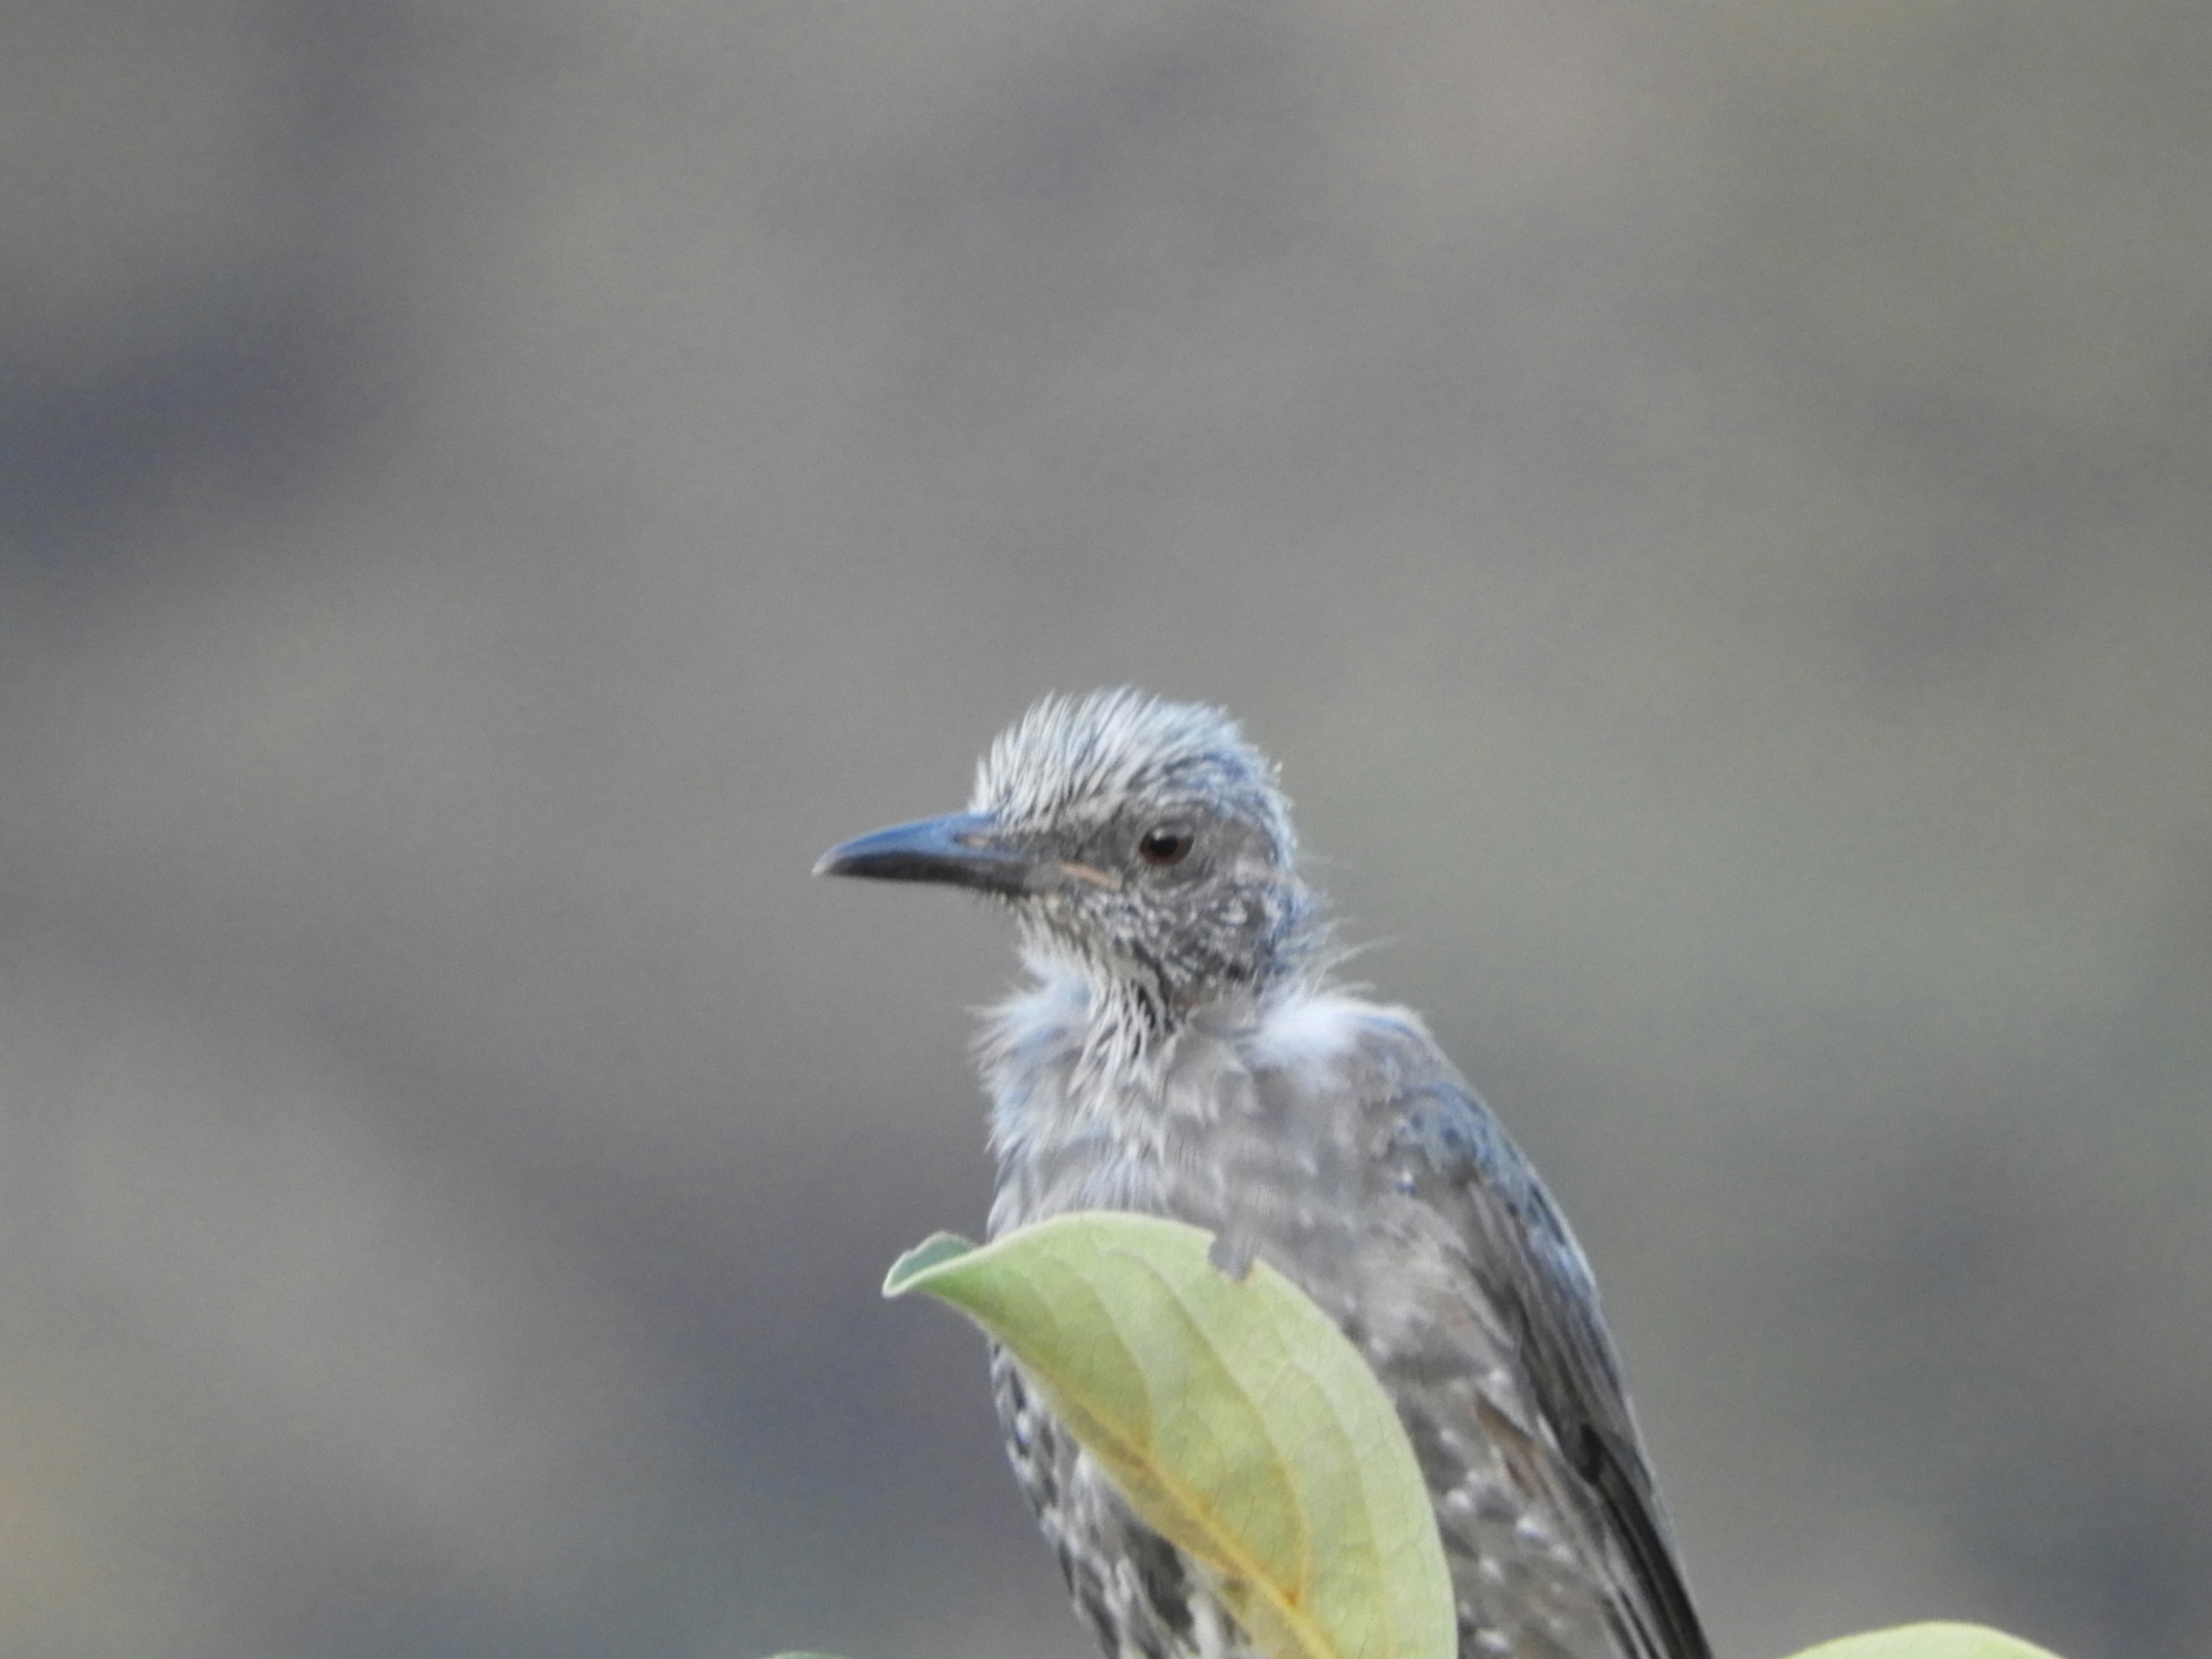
left=972, top=688, right=1296, bottom=868
left=960, top=690, right=1327, bottom=1035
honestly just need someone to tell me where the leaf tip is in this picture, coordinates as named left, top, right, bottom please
left=882, top=1232, right=979, bottom=1298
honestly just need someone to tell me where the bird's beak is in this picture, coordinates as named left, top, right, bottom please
left=813, top=812, right=1044, bottom=897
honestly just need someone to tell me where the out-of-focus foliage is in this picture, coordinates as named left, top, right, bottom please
left=1783, top=1624, right=2066, bottom=1659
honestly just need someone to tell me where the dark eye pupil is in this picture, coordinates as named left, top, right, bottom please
left=1138, top=827, right=1194, bottom=867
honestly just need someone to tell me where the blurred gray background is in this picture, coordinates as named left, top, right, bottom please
left=1, top=2, right=2207, bottom=1657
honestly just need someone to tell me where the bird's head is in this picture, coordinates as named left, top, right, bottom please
left=817, top=690, right=1319, bottom=1015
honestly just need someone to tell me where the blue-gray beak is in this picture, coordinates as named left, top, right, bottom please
left=814, top=812, right=1042, bottom=897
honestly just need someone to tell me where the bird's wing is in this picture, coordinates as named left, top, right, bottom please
left=1356, top=1022, right=1711, bottom=1659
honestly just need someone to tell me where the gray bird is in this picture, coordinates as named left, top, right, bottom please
left=817, top=689, right=1707, bottom=1659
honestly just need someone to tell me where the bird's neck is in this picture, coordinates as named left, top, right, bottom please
left=987, top=929, right=1267, bottom=1107
left=1041, top=942, right=1181, bottom=1084
left=979, top=948, right=1258, bottom=1235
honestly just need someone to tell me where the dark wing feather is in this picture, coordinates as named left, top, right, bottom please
left=1382, top=1069, right=1711, bottom=1659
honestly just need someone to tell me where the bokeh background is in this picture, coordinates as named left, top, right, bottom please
left=2, top=2, right=2207, bottom=1657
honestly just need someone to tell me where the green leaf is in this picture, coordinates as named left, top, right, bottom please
left=883, top=1211, right=1456, bottom=1659
left=881, top=1231, right=975, bottom=1293
left=1781, top=1624, right=2067, bottom=1659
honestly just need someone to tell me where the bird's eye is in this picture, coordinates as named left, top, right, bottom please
left=1137, top=824, right=1195, bottom=868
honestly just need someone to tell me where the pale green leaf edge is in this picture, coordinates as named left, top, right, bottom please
left=1781, top=1623, right=2066, bottom=1659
